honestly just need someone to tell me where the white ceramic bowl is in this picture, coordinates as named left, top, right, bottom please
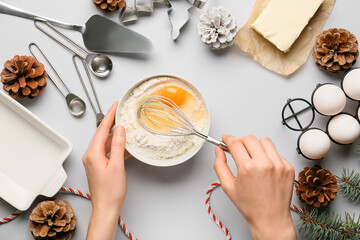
left=115, top=75, right=210, bottom=167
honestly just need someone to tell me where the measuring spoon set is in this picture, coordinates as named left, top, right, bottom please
left=0, top=2, right=154, bottom=126
left=30, top=21, right=109, bottom=126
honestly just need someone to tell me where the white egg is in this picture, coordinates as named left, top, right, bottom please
left=328, top=114, right=360, bottom=144
left=342, top=68, right=360, bottom=100
left=298, top=129, right=331, bottom=160
left=312, top=84, right=346, bottom=116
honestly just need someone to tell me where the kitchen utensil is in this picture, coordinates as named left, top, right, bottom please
left=282, top=98, right=329, bottom=160
left=34, top=21, right=112, bottom=78
left=116, top=75, right=210, bottom=167
left=168, top=0, right=208, bottom=40
left=0, top=2, right=153, bottom=54
left=29, top=43, right=86, bottom=117
left=72, top=55, right=104, bottom=127
left=0, top=90, right=72, bottom=211
left=121, top=0, right=170, bottom=22
left=137, top=95, right=228, bottom=150
left=282, top=79, right=360, bottom=160
left=121, top=0, right=207, bottom=40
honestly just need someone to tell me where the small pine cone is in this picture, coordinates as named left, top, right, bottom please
left=92, top=0, right=126, bottom=13
left=296, top=165, right=339, bottom=208
left=198, top=6, right=238, bottom=50
left=29, top=199, right=77, bottom=240
left=1, top=55, right=47, bottom=99
left=313, top=28, right=359, bottom=73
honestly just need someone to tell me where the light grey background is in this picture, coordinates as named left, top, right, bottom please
left=0, top=0, right=359, bottom=239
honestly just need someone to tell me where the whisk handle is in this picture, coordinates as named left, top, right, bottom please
left=206, top=136, right=229, bottom=152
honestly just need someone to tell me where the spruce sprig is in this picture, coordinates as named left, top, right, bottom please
left=292, top=206, right=360, bottom=240
left=343, top=213, right=360, bottom=240
left=292, top=168, right=360, bottom=240
left=337, top=169, right=360, bottom=202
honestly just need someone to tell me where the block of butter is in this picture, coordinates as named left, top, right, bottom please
left=251, top=0, right=324, bottom=53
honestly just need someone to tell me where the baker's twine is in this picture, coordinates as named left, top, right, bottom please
left=0, top=211, right=21, bottom=224
left=60, top=187, right=138, bottom=240
left=2, top=183, right=306, bottom=240
left=205, top=182, right=232, bottom=240
left=0, top=186, right=138, bottom=240
left=205, top=184, right=304, bottom=240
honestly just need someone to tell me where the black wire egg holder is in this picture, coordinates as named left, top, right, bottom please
left=281, top=68, right=360, bottom=160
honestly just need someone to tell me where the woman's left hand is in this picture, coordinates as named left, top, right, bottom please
left=83, top=101, right=130, bottom=240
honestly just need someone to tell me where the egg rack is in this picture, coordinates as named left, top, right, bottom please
left=282, top=68, right=360, bottom=160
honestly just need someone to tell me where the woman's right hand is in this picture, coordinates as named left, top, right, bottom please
left=214, top=135, right=297, bottom=240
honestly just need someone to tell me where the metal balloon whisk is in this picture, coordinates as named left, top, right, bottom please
left=136, top=96, right=228, bottom=150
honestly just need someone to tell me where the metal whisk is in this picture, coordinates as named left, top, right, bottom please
left=136, top=96, right=228, bottom=150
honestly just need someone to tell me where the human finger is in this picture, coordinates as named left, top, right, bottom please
left=240, top=135, right=267, bottom=160
left=259, top=137, right=284, bottom=166
left=105, top=133, right=114, bottom=153
left=280, top=156, right=295, bottom=174
left=222, top=134, right=251, bottom=168
left=124, top=150, right=132, bottom=160
left=214, top=147, right=235, bottom=190
left=106, top=132, right=132, bottom=160
left=93, top=102, right=118, bottom=150
left=109, top=126, right=126, bottom=168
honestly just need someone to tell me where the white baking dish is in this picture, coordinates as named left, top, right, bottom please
left=0, top=91, right=72, bottom=211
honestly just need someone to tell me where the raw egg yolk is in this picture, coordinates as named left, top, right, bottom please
left=154, top=85, right=191, bottom=107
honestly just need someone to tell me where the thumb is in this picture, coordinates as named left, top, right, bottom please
left=214, top=147, right=235, bottom=189
left=109, top=126, right=126, bottom=167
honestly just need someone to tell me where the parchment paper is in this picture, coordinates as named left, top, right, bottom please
left=236, top=0, right=336, bottom=76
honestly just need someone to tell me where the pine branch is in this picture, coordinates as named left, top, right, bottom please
left=337, top=169, right=360, bottom=202
left=292, top=205, right=360, bottom=240
left=293, top=206, right=343, bottom=240
left=343, top=213, right=360, bottom=240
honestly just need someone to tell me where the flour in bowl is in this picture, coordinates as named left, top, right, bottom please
left=118, top=77, right=207, bottom=160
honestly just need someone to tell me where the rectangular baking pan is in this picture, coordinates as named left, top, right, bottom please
left=0, top=90, right=72, bottom=211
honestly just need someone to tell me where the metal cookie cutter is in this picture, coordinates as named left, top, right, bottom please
left=120, top=0, right=170, bottom=22
left=120, top=0, right=207, bottom=40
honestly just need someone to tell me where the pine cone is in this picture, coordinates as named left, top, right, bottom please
left=198, top=6, right=238, bottom=50
left=1, top=55, right=47, bottom=99
left=296, top=165, right=339, bottom=208
left=29, top=199, right=77, bottom=240
left=92, top=0, right=126, bottom=13
left=313, top=28, right=359, bottom=73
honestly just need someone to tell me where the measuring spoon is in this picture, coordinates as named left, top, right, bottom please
left=34, top=21, right=113, bottom=78
left=29, top=43, right=86, bottom=117
left=73, top=55, right=104, bottom=127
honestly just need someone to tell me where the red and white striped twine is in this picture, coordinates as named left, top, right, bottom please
left=0, top=186, right=137, bottom=240
left=60, top=187, right=138, bottom=240
left=1, top=183, right=230, bottom=240
left=205, top=182, right=232, bottom=240
left=0, top=211, right=21, bottom=225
